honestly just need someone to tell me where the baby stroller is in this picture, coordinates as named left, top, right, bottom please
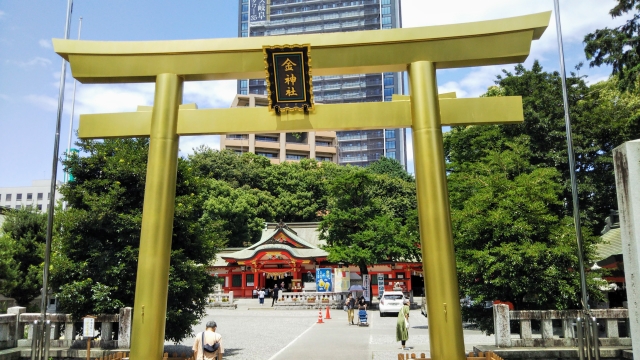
left=357, top=308, right=369, bottom=326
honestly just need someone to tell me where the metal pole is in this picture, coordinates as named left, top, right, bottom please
left=64, top=17, right=82, bottom=184
left=553, top=0, right=590, bottom=310
left=577, top=318, right=585, bottom=360
left=40, top=0, right=72, bottom=358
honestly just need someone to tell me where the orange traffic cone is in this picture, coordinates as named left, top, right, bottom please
left=317, top=308, right=324, bottom=323
left=325, top=305, right=331, bottom=319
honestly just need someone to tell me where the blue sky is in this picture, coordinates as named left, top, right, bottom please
left=0, top=0, right=631, bottom=186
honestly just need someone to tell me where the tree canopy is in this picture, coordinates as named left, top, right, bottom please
left=0, top=208, right=46, bottom=307
left=53, top=138, right=226, bottom=342
left=445, top=62, right=639, bottom=333
left=584, top=0, right=640, bottom=91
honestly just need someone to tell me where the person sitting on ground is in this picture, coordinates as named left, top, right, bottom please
left=192, top=320, right=224, bottom=360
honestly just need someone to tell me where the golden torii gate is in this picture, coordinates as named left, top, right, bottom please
left=54, top=12, right=549, bottom=360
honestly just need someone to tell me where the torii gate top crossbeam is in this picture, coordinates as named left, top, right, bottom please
left=53, top=12, right=550, bottom=84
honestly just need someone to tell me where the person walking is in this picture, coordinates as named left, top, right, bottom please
left=271, top=284, right=280, bottom=307
left=346, top=293, right=356, bottom=325
left=192, top=321, right=223, bottom=359
left=396, top=298, right=410, bottom=350
left=258, top=288, right=265, bottom=305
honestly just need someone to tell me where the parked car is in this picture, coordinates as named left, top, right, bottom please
left=379, top=291, right=405, bottom=317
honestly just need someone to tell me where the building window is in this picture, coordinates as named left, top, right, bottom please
left=382, top=16, right=391, bottom=25
left=242, top=13, right=248, bottom=21
left=384, top=88, right=393, bottom=97
left=232, top=274, right=242, bottom=287
left=37, top=193, right=43, bottom=200
left=27, top=193, right=33, bottom=201
left=316, top=156, right=332, bottom=162
left=26, top=205, right=32, bottom=210
left=382, top=24, right=392, bottom=29
left=15, top=205, right=21, bottom=210
left=246, top=274, right=255, bottom=287
left=242, top=4, right=248, bottom=12
left=256, top=152, right=277, bottom=158
left=241, top=23, right=248, bottom=30
left=382, top=6, right=391, bottom=15
left=386, top=140, right=396, bottom=149
left=384, top=77, right=394, bottom=86
left=16, top=194, right=22, bottom=201
left=241, top=89, right=248, bottom=94
left=37, top=204, right=42, bottom=211
left=382, top=0, right=390, bottom=4
left=5, top=194, right=11, bottom=201
left=286, top=154, right=307, bottom=160
left=387, top=151, right=396, bottom=159
left=385, top=129, right=395, bottom=138
left=48, top=193, right=51, bottom=199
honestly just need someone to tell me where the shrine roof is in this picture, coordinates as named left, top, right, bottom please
left=220, top=222, right=328, bottom=262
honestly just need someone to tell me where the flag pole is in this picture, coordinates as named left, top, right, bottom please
left=64, top=17, right=82, bottom=185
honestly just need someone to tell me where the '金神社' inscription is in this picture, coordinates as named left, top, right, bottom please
left=264, top=44, right=314, bottom=113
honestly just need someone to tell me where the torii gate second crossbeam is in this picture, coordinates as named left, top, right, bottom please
left=54, top=11, right=550, bottom=360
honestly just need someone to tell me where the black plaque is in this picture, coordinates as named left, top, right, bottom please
left=264, top=45, right=314, bottom=113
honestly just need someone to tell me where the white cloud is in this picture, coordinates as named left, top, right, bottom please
left=183, top=80, right=237, bottom=108
left=0, top=10, right=6, bottom=19
left=24, top=94, right=57, bottom=112
left=402, top=0, right=632, bottom=98
left=179, top=135, right=220, bottom=156
left=39, top=39, right=52, bottom=49
left=0, top=94, right=10, bottom=101
left=7, top=56, right=52, bottom=68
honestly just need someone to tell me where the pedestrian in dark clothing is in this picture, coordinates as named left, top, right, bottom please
left=271, top=284, right=280, bottom=306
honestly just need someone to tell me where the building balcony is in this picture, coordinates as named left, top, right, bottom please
left=338, top=135, right=367, bottom=141
left=286, top=143, right=310, bottom=152
left=315, top=145, right=337, bottom=154
left=255, top=141, right=281, bottom=150
left=340, top=156, right=368, bottom=163
left=341, top=146, right=368, bottom=152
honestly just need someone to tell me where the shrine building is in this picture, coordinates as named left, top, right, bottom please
left=209, top=222, right=425, bottom=298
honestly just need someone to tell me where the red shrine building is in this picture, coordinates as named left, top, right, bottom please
left=209, top=222, right=425, bottom=298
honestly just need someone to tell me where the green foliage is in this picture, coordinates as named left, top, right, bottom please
left=444, top=62, right=637, bottom=333
left=368, top=157, right=414, bottom=182
left=53, top=138, right=226, bottom=343
left=319, top=167, right=419, bottom=274
left=584, top=0, right=640, bottom=91
left=0, top=208, right=46, bottom=306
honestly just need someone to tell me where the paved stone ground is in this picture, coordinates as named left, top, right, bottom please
left=166, top=299, right=495, bottom=360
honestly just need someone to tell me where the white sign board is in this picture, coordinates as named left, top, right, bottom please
left=362, top=274, right=370, bottom=302
left=83, top=317, right=95, bottom=338
left=377, top=274, right=385, bottom=296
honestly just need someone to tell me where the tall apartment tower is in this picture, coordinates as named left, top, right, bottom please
left=237, top=0, right=406, bottom=168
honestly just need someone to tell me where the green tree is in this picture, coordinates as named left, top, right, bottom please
left=52, top=138, right=226, bottom=342
left=368, top=157, right=414, bottom=182
left=448, top=139, right=601, bottom=333
left=584, top=0, right=640, bottom=91
left=319, top=168, right=420, bottom=277
left=0, top=208, right=46, bottom=307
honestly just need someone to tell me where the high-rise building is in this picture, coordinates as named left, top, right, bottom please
left=237, top=0, right=406, bottom=168
left=221, top=94, right=338, bottom=164
left=0, top=180, right=63, bottom=212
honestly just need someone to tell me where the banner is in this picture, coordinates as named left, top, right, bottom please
left=362, top=274, right=370, bottom=302
left=377, top=274, right=385, bottom=297
left=316, top=268, right=332, bottom=292
left=334, top=268, right=350, bottom=292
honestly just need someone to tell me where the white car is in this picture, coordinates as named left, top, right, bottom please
left=379, top=291, right=406, bottom=317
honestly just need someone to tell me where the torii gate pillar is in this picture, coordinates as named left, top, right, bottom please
left=410, top=61, right=465, bottom=356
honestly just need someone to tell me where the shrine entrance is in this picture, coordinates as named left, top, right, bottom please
left=54, top=11, right=551, bottom=360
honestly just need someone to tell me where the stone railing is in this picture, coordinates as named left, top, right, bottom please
left=493, top=304, right=631, bottom=347
left=0, top=306, right=132, bottom=350
left=274, top=292, right=348, bottom=309
left=207, top=292, right=235, bottom=309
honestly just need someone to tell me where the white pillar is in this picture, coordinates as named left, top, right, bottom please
left=613, top=139, right=640, bottom=358
left=493, top=304, right=511, bottom=347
